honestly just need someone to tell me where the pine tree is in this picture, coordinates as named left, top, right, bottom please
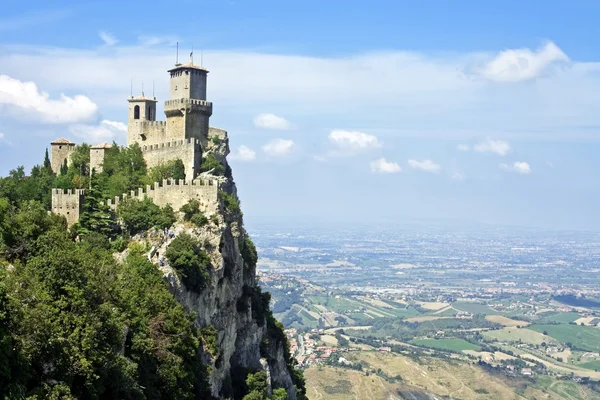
left=78, top=171, right=112, bottom=237
left=43, top=148, right=52, bottom=173
left=59, top=159, right=68, bottom=176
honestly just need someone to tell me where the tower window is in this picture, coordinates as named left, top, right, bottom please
left=134, top=105, right=140, bottom=119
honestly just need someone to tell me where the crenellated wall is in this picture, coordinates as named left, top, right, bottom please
left=141, top=138, right=202, bottom=180
left=51, top=188, right=85, bottom=227
left=106, top=178, right=220, bottom=215
left=129, top=120, right=167, bottom=146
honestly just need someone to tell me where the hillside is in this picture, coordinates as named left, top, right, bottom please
left=0, top=133, right=305, bottom=399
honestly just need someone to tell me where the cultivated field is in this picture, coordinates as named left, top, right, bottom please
left=485, top=315, right=530, bottom=327
left=483, top=327, right=552, bottom=345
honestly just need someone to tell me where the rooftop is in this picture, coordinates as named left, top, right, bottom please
left=168, top=62, right=209, bottom=73
left=51, top=137, right=75, bottom=145
left=128, top=95, right=157, bottom=102
left=91, top=142, right=112, bottom=149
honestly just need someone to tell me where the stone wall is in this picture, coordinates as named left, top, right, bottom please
left=51, top=188, right=85, bottom=227
left=106, top=178, right=219, bottom=215
left=51, top=143, right=75, bottom=174
left=141, top=138, right=202, bottom=180
left=128, top=120, right=167, bottom=146
left=90, top=148, right=106, bottom=173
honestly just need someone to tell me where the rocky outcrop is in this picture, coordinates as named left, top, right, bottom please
left=150, top=133, right=299, bottom=399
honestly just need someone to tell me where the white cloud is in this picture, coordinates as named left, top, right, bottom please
left=451, top=171, right=466, bottom=181
left=137, top=35, right=178, bottom=47
left=370, top=158, right=401, bottom=174
left=99, top=31, right=118, bottom=46
left=329, top=130, right=381, bottom=151
left=0, top=75, right=97, bottom=123
left=253, top=113, right=291, bottom=130
left=408, top=159, right=441, bottom=174
left=262, top=138, right=294, bottom=156
left=69, top=119, right=126, bottom=143
left=474, top=139, right=511, bottom=156
left=230, top=145, right=256, bottom=162
left=476, top=41, right=569, bottom=83
left=500, top=161, right=532, bottom=174
left=457, top=144, right=470, bottom=151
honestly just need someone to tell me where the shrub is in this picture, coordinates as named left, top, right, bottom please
left=201, top=325, right=218, bottom=356
left=190, top=212, right=208, bottom=228
left=241, top=235, right=258, bottom=269
left=221, top=192, right=241, bottom=215
left=199, top=154, right=224, bottom=176
left=117, top=197, right=175, bottom=235
left=180, top=199, right=208, bottom=227
left=165, top=233, right=211, bottom=293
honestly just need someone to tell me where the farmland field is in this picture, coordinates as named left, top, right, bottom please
left=485, top=315, right=530, bottom=327
left=529, top=324, right=600, bottom=352
left=538, top=312, right=581, bottom=324
left=452, top=301, right=497, bottom=314
left=578, top=360, right=600, bottom=371
left=483, top=327, right=552, bottom=345
left=410, top=338, right=481, bottom=352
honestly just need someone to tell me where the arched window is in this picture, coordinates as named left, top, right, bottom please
left=134, top=105, right=140, bottom=119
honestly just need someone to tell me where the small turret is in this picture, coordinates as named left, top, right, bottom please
left=50, top=137, right=76, bottom=174
left=127, top=93, right=157, bottom=145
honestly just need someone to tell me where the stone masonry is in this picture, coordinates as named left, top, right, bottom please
left=51, top=59, right=219, bottom=226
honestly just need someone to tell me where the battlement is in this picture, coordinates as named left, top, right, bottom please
left=51, top=188, right=86, bottom=226
left=141, top=138, right=201, bottom=152
left=165, top=98, right=212, bottom=107
left=106, top=178, right=220, bottom=215
left=139, top=121, right=166, bottom=127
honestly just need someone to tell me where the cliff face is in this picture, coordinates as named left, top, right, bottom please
left=153, top=132, right=298, bottom=399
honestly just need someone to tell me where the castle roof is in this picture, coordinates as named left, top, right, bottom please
left=51, top=137, right=75, bottom=145
left=168, top=62, right=209, bottom=73
left=91, top=142, right=112, bottom=149
left=128, top=95, right=157, bottom=102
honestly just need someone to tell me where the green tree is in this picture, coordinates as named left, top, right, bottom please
left=43, top=148, right=52, bottom=172
left=165, top=233, right=211, bottom=293
left=199, top=154, right=224, bottom=176
left=146, top=159, right=186, bottom=183
left=78, top=171, right=113, bottom=237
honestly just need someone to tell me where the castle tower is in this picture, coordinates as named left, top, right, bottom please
left=164, top=63, right=213, bottom=147
left=90, top=142, right=112, bottom=173
left=50, top=138, right=76, bottom=174
left=127, top=94, right=158, bottom=145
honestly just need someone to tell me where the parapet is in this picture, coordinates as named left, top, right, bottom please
left=141, top=138, right=202, bottom=152
left=106, top=178, right=220, bottom=214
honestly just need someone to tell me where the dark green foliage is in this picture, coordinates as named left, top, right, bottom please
left=98, top=143, right=148, bottom=199
left=78, top=171, right=113, bottom=237
left=272, top=388, right=287, bottom=400
left=211, top=136, right=220, bottom=145
left=0, top=163, right=56, bottom=210
left=43, top=148, right=52, bottom=172
left=180, top=199, right=208, bottom=227
left=118, top=197, right=176, bottom=235
left=0, top=198, right=66, bottom=262
left=199, top=154, right=225, bottom=176
left=70, top=143, right=91, bottom=176
left=241, top=235, right=258, bottom=275
left=221, top=191, right=241, bottom=215
left=0, top=219, right=211, bottom=398
left=165, top=233, right=212, bottom=294
left=146, top=159, right=186, bottom=183
left=201, top=325, right=218, bottom=356
left=242, top=371, right=268, bottom=400
left=111, top=236, right=130, bottom=253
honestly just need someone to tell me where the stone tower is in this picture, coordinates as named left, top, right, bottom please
left=50, top=137, right=76, bottom=174
left=164, top=63, right=213, bottom=148
left=90, top=142, right=112, bottom=173
left=127, top=94, right=158, bottom=144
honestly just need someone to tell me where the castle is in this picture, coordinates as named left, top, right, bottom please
left=51, top=60, right=226, bottom=226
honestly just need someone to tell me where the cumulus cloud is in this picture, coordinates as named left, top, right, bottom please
left=99, top=31, right=118, bottom=46
left=329, top=130, right=381, bottom=151
left=69, top=119, right=126, bottom=143
left=0, top=75, right=97, bottom=123
left=370, top=158, right=401, bottom=174
left=457, top=144, right=470, bottom=151
left=253, top=113, right=291, bottom=130
left=408, top=159, right=441, bottom=174
left=500, top=161, right=532, bottom=174
left=230, top=145, right=256, bottom=162
left=476, top=41, right=569, bottom=83
left=474, top=139, right=511, bottom=156
left=262, top=138, right=294, bottom=156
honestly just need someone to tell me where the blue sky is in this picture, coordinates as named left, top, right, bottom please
left=1, top=0, right=600, bottom=230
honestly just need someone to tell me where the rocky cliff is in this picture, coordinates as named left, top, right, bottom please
left=149, top=131, right=302, bottom=399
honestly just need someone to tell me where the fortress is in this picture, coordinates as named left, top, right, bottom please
left=50, top=60, right=225, bottom=226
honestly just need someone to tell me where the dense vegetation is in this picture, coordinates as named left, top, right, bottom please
left=0, top=146, right=305, bottom=399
